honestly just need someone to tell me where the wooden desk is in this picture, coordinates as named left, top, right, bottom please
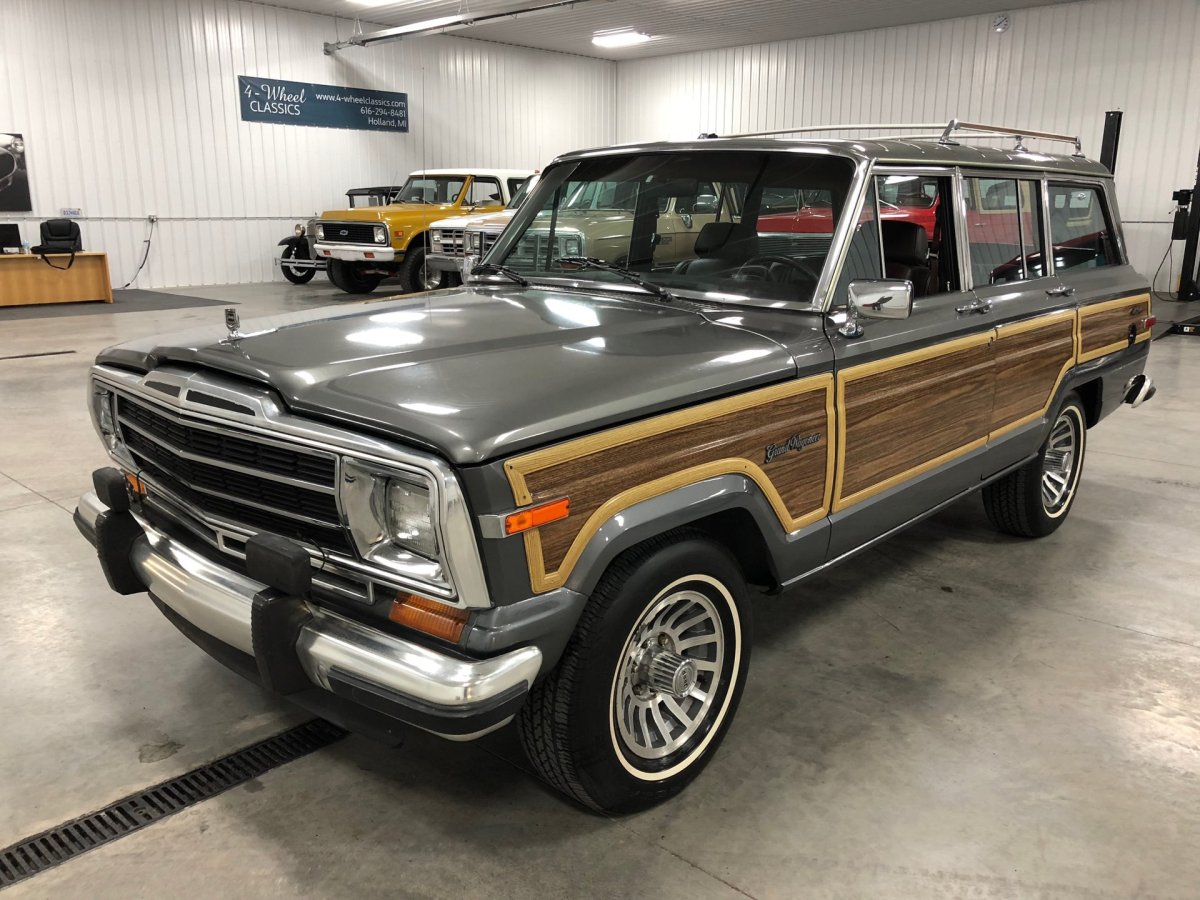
left=0, top=252, right=113, bottom=306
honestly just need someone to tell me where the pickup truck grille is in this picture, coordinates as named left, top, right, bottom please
left=115, top=395, right=349, bottom=553
left=480, top=232, right=500, bottom=255
left=437, top=228, right=466, bottom=256
left=319, top=222, right=378, bottom=245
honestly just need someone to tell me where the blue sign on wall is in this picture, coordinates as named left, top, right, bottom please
left=238, top=75, right=408, bottom=133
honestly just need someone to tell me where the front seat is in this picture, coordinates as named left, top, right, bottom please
left=673, top=222, right=754, bottom=277
left=881, top=220, right=931, bottom=298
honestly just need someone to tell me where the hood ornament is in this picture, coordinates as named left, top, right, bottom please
left=223, top=307, right=243, bottom=341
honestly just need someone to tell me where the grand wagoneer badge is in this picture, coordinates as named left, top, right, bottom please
left=764, top=432, right=821, bottom=463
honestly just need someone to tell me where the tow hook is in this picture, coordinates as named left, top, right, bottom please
left=1123, top=373, right=1155, bottom=408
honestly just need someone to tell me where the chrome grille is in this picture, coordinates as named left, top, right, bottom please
left=115, top=394, right=349, bottom=553
left=438, top=228, right=466, bottom=256
left=480, top=232, right=500, bottom=254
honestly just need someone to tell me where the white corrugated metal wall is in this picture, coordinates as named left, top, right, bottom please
left=0, top=0, right=616, bottom=289
left=615, top=0, right=1200, bottom=284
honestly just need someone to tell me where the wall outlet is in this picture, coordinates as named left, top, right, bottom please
left=147, top=214, right=158, bottom=223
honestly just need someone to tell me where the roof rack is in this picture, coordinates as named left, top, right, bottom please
left=698, top=118, right=1085, bottom=157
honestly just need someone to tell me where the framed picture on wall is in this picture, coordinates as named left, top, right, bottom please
left=0, top=133, right=32, bottom=213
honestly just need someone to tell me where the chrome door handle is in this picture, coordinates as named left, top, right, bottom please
left=1045, top=285, right=1076, bottom=297
left=956, top=298, right=992, bottom=315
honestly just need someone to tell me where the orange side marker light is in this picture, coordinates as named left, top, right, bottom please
left=504, top=497, right=570, bottom=536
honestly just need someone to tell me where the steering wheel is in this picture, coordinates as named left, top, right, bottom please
left=733, top=255, right=821, bottom=285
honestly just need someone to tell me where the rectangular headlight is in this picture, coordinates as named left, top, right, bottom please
left=374, top=225, right=387, bottom=244
left=341, top=459, right=442, bottom=572
left=90, top=384, right=122, bottom=452
left=431, top=230, right=443, bottom=243
left=316, top=224, right=325, bottom=240
left=387, top=479, right=438, bottom=557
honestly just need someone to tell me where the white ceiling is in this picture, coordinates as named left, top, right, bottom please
left=268, top=0, right=1072, bottom=60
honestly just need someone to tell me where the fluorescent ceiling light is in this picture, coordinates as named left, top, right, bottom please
left=592, top=30, right=652, bottom=48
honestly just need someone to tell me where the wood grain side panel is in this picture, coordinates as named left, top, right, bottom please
left=835, top=335, right=993, bottom=509
left=1079, top=293, right=1151, bottom=361
left=506, top=375, right=835, bottom=592
left=991, top=311, right=1076, bottom=435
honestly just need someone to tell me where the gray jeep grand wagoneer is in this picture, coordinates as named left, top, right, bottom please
left=77, top=121, right=1154, bottom=812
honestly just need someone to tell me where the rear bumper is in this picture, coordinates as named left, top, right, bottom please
left=74, top=490, right=541, bottom=741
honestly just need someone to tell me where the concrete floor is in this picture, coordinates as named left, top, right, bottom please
left=1, top=282, right=1198, bottom=899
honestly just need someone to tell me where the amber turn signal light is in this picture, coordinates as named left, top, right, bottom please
left=389, top=593, right=470, bottom=643
left=504, top=497, right=570, bottom=536
left=125, top=473, right=147, bottom=496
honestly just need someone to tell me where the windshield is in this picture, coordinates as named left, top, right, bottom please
left=489, top=151, right=857, bottom=305
left=507, top=174, right=539, bottom=210
left=396, top=176, right=466, bottom=205
left=349, top=191, right=391, bottom=208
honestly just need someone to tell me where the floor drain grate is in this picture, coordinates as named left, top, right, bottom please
left=0, top=718, right=348, bottom=889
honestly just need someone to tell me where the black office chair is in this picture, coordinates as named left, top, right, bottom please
left=32, top=218, right=82, bottom=268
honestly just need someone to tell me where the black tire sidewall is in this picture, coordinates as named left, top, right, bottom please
left=329, top=259, right=381, bottom=294
left=565, top=537, right=752, bottom=813
left=280, top=245, right=315, bottom=284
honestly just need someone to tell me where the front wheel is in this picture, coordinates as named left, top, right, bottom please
left=398, top=245, right=449, bottom=294
left=280, top=244, right=315, bottom=284
left=983, top=394, right=1087, bottom=537
left=519, top=532, right=752, bottom=813
left=327, top=259, right=383, bottom=294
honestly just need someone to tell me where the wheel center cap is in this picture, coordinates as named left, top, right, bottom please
left=645, top=648, right=698, bottom=699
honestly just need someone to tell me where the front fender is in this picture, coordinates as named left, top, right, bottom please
left=563, top=473, right=828, bottom=597
left=278, top=235, right=307, bottom=250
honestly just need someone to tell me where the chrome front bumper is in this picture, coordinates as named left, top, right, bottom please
left=75, top=491, right=541, bottom=740
left=314, top=241, right=397, bottom=263
left=425, top=252, right=462, bottom=273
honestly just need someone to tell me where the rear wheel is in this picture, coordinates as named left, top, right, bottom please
left=328, top=259, right=382, bottom=294
left=280, top=244, right=315, bottom=284
left=398, top=245, right=448, bottom=294
left=519, top=532, right=751, bottom=813
left=983, top=394, right=1087, bottom=537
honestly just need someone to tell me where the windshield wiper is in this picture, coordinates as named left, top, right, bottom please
left=558, top=256, right=673, bottom=303
left=470, top=262, right=529, bottom=287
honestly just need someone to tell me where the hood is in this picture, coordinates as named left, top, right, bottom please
left=430, top=209, right=514, bottom=230
left=97, top=287, right=798, bottom=465
left=318, top=203, right=458, bottom=224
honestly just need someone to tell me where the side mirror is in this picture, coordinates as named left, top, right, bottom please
left=849, top=279, right=913, bottom=319
left=838, top=279, right=913, bottom=338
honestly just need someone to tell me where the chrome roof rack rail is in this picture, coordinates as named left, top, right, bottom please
left=937, top=118, right=1084, bottom=157
left=698, top=123, right=947, bottom=140
left=698, top=118, right=1086, bottom=158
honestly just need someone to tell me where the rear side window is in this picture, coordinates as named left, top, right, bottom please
left=965, top=177, right=1045, bottom=285
left=1048, top=183, right=1120, bottom=270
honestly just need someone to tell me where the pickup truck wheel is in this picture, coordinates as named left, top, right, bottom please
left=518, top=532, right=751, bottom=813
left=983, top=394, right=1087, bottom=538
left=398, top=246, right=448, bottom=294
left=328, top=260, right=382, bottom=294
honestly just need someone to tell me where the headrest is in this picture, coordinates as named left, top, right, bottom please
left=694, top=221, right=735, bottom=256
left=41, top=218, right=80, bottom=241
left=881, top=220, right=927, bottom=266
